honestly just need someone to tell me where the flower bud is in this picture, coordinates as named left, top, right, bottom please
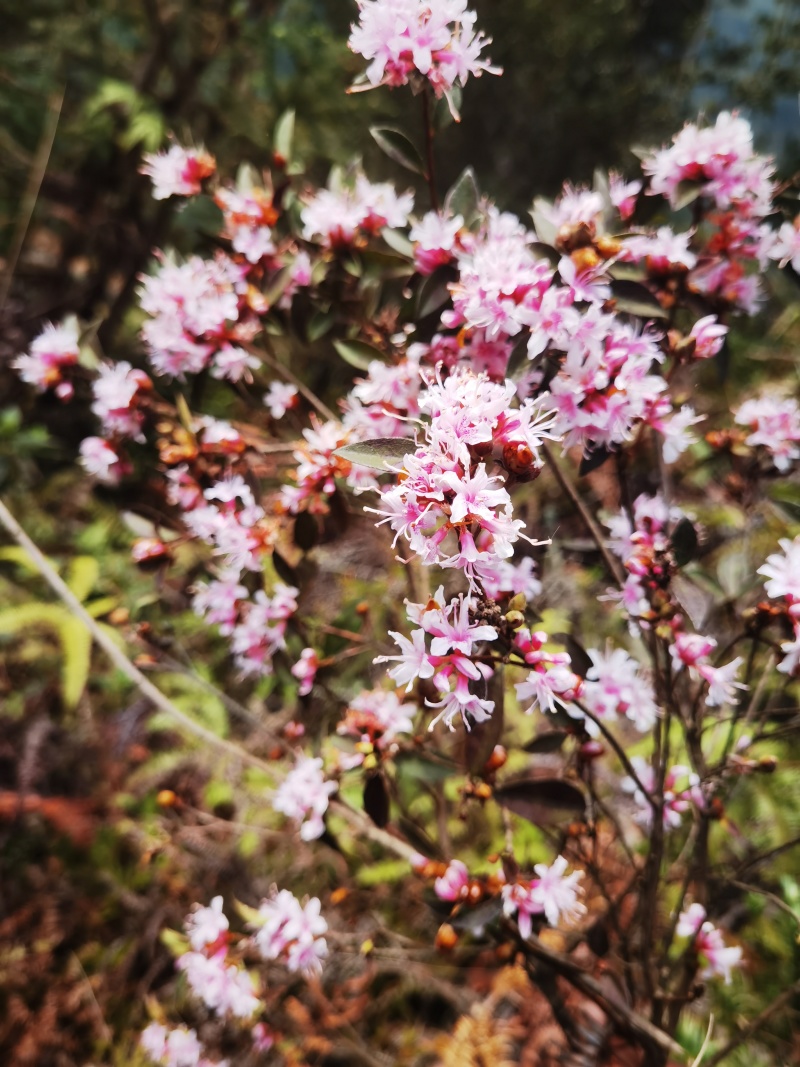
left=435, top=923, right=458, bottom=952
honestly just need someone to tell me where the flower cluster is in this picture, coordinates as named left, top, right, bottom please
left=140, top=144, right=216, bottom=200
left=250, top=887, right=329, bottom=976
left=140, top=1023, right=223, bottom=1067
left=622, top=757, right=703, bottom=830
left=368, top=367, right=557, bottom=581
left=272, top=754, right=337, bottom=840
left=13, top=320, right=80, bottom=399
left=643, top=112, right=775, bottom=311
left=502, top=856, right=585, bottom=937
left=301, top=173, right=413, bottom=249
left=669, top=631, right=746, bottom=707
left=176, top=899, right=259, bottom=1020
left=348, top=0, right=499, bottom=101
left=759, top=536, right=800, bottom=675
left=735, top=394, right=800, bottom=471
left=337, top=687, right=416, bottom=767
left=676, top=903, right=742, bottom=983
left=375, top=588, right=498, bottom=729
left=139, top=251, right=258, bottom=381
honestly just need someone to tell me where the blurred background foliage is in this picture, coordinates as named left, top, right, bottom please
left=3, top=0, right=800, bottom=363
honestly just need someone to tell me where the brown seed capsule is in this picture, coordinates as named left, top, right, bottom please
left=484, top=745, right=508, bottom=773
left=435, top=923, right=458, bottom=952
left=502, top=441, right=537, bottom=475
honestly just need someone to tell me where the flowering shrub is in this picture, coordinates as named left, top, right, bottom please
left=8, top=1, right=800, bottom=1063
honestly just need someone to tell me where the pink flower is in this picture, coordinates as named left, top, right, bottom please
left=251, top=887, right=328, bottom=976
left=759, top=537, right=800, bottom=604
left=434, top=859, right=469, bottom=901
left=141, top=144, right=216, bottom=200
left=291, top=647, right=319, bottom=695
left=736, top=395, right=800, bottom=471
left=79, top=436, right=128, bottom=484
left=265, top=381, right=299, bottom=419
left=273, top=755, right=337, bottom=840
left=140, top=1023, right=208, bottom=1067
left=348, top=0, right=499, bottom=100
left=502, top=855, right=585, bottom=937
left=676, top=903, right=742, bottom=984
left=581, top=646, right=659, bottom=732
left=185, top=895, right=229, bottom=951
left=410, top=211, right=463, bottom=273
left=302, top=174, right=413, bottom=248
left=177, top=949, right=260, bottom=1018
left=14, top=320, right=80, bottom=393
left=609, top=172, right=642, bottom=220
left=768, top=218, right=800, bottom=272
left=689, top=315, right=728, bottom=360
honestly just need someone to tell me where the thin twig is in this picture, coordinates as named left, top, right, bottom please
left=0, top=498, right=278, bottom=774
left=0, top=87, right=64, bottom=310
left=542, top=443, right=625, bottom=586
left=512, top=924, right=683, bottom=1059
left=704, top=977, right=800, bottom=1067
left=690, top=1013, right=714, bottom=1067
left=259, top=340, right=337, bottom=422
left=0, top=498, right=425, bottom=868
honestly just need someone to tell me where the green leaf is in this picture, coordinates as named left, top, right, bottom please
left=332, top=338, right=387, bottom=371
left=609, top=279, right=668, bottom=320
left=444, top=168, right=481, bottom=226
left=531, top=198, right=558, bottom=246
left=273, top=108, right=295, bottom=162
left=370, top=126, right=425, bottom=176
left=381, top=228, right=415, bottom=258
left=416, top=266, right=454, bottom=318
left=356, top=858, right=409, bottom=887
left=334, top=437, right=415, bottom=471
left=0, top=603, right=91, bottom=707
left=66, top=556, right=100, bottom=602
left=59, top=615, right=92, bottom=708
left=395, top=752, right=457, bottom=783
left=673, top=180, right=703, bottom=211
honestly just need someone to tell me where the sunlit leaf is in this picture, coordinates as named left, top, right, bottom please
left=334, top=437, right=415, bottom=471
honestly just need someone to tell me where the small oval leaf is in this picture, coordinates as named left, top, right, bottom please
left=334, top=437, right=415, bottom=471
left=332, top=338, right=387, bottom=371
left=370, top=126, right=425, bottom=176
left=609, top=279, right=668, bottom=320
left=364, top=772, right=391, bottom=828
left=494, top=776, right=586, bottom=827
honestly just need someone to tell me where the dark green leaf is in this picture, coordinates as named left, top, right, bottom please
left=610, top=279, right=668, bottom=320
left=450, top=897, right=503, bottom=937
left=382, top=228, right=415, bottom=258
left=332, top=338, right=387, bottom=371
left=494, top=776, right=586, bottom=827
left=673, top=180, right=703, bottom=211
left=416, top=264, right=456, bottom=318
left=363, top=772, right=390, bottom=828
left=335, top=437, right=415, bottom=471
left=444, top=168, right=481, bottom=226
left=370, top=126, right=425, bottom=176
left=294, top=511, right=319, bottom=552
left=579, top=444, right=612, bottom=476
left=671, top=518, right=698, bottom=568
left=523, top=730, right=570, bottom=754
left=672, top=574, right=713, bottom=630
left=273, top=108, right=295, bottom=162
left=395, top=752, right=457, bottom=784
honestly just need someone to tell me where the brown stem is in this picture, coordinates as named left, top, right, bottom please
left=421, top=86, right=439, bottom=212
left=542, top=443, right=625, bottom=586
